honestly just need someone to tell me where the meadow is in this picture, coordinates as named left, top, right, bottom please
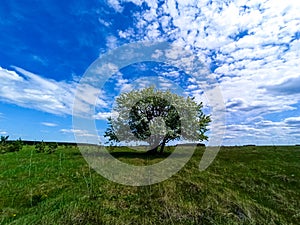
left=1, top=145, right=299, bottom=224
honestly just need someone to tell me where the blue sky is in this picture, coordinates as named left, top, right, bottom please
left=0, top=0, right=300, bottom=145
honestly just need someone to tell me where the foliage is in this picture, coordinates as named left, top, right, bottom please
left=47, top=142, right=59, bottom=154
left=35, top=141, right=58, bottom=154
left=1, top=135, right=9, bottom=144
left=0, top=136, right=23, bottom=153
left=8, top=138, right=24, bottom=152
left=105, top=87, right=211, bottom=153
left=35, top=141, right=46, bottom=153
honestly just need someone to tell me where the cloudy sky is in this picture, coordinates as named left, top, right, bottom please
left=0, top=0, right=299, bottom=145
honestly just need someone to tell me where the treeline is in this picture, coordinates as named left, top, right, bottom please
left=0, top=135, right=79, bottom=154
left=0, top=135, right=102, bottom=154
left=5, top=140, right=78, bottom=146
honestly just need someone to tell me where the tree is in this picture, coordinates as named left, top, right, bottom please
left=0, top=135, right=9, bottom=145
left=104, top=87, right=211, bottom=154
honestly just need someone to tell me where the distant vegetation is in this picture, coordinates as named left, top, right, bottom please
left=0, top=136, right=23, bottom=154
left=1, top=145, right=299, bottom=224
left=0, top=135, right=80, bottom=154
left=35, top=141, right=58, bottom=154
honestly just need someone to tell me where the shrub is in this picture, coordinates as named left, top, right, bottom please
left=10, top=138, right=23, bottom=152
left=0, top=136, right=23, bottom=153
left=46, top=142, right=58, bottom=154
left=35, top=141, right=58, bottom=154
left=35, top=141, right=46, bottom=153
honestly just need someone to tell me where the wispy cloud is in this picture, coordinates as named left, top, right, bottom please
left=107, top=0, right=124, bottom=13
left=41, top=122, right=58, bottom=127
left=284, top=116, right=300, bottom=126
left=264, top=77, right=300, bottom=95
left=0, top=66, right=76, bottom=115
left=0, top=131, right=7, bottom=135
left=93, top=111, right=118, bottom=120
left=60, top=128, right=97, bottom=137
left=0, top=66, right=110, bottom=118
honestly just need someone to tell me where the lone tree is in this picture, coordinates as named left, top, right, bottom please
left=104, top=87, right=211, bottom=154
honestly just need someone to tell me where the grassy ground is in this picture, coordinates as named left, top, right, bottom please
left=1, top=145, right=299, bottom=224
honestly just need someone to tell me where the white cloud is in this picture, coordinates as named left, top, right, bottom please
left=264, top=76, right=300, bottom=95
left=107, top=0, right=124, bottom=13
left=0, top=66, right=76, bottom=115
left=75, top=84, right=108, bottom=108
left=60, top=128, right=97, bottom=137
left=98, top=18, right=111, bottom=27
left=93, top=111, right=118, bottom=120
left=284, top=117, right=300, bottom=126
left=118, top=28, right=135, bottom=39
left=0, top=67, right=110, bottom=119
left=0, top=66, right=24, bottom=81
left=106, top=35, right=119, bottom=50
left=41, top=122, right=58, bottom=127
left=0, top=131, right=7, bottom=135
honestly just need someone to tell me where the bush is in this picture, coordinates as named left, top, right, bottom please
left=0, top=137, right=23, bottom=153
left=0, top=145, right=7, bottom=154
left=35, top=141, right=46, bottom=153
left=35, top=141, right=58, bottom=154
left=46, top=142, right=58, bottom=154
left=10, top=138, right=23, bottom=152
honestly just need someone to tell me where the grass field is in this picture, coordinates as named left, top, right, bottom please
left=1, top=145, right=300, bottom=224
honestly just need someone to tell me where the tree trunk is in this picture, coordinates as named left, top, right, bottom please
left=159, top=138, right=167, bottom=154
left=147, top=135, right=161, bottom=155
left=147, top=145, right=159, bottom=154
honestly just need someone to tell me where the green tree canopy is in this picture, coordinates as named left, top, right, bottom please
left=105, top=87, right=211, bottom=154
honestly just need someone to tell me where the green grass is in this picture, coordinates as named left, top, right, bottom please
left=1, top=145, right=299, bottom=224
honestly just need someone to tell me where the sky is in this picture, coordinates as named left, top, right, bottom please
left=0, top=0, right=300, bottom=146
